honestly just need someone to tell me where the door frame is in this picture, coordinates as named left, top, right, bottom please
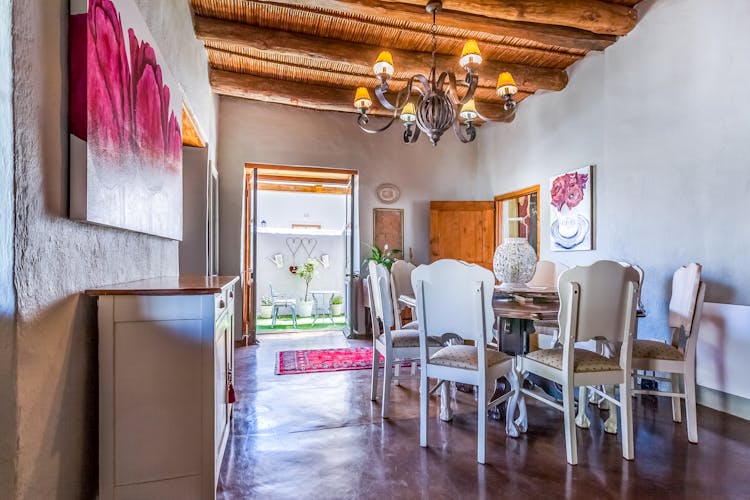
left=241, top=163, right=359, bottom=338
left=493, top=184, right=541, bottom=257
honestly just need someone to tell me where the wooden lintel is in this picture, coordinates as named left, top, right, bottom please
left=196, top=16, right=568, bottom=92
left=254, top=0, right=616, bottom=51
left=257, top=174, right=352, bottom=185
left=386, top=0, right=638, bottom=36
left=257, top=182, right=351, bottom=195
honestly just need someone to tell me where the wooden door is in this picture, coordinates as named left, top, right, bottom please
left=429, top=201, right=495, bottom=270
left=242, top=169, right=257, bottom=344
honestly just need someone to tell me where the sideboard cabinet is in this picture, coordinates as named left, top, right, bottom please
left=87, top=276, right=239, bottom=500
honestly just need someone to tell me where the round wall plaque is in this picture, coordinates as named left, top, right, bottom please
left=376, top=183, right=400, bottom=204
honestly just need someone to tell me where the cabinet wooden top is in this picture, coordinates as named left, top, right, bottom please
left=85, top=276, right=240, bottom=296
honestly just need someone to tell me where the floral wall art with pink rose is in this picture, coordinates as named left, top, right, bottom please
left=69, top=0, right=183, bottom=240
left=549, top=166, right=593, bottom=251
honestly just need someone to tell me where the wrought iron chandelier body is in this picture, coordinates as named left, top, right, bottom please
left=354, top=1, right=518, bottom=146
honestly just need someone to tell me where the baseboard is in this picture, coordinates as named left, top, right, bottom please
left=697, top=385, right=750, bottom=420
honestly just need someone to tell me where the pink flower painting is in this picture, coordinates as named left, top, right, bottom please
left=69, top=0, right=182, bottom=240
left=549, top=166, right=592, bottom=252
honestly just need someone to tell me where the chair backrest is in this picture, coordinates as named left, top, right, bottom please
left=368, top=261, right=396, bottom=333
left=668, top=263, right=702, bottom=335
left=390, top=260, right=416, bottom=327
left=412, top=259, right=495, bottom=363
left=557, top=261, right=640, bottom=348
left=526, top=260, right=569, bottom=288
left=617, top=261, right=645, bottom=310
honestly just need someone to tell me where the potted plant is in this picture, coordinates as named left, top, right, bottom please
left=362, top=243, right=401, bottom=272
left=331, top=294, right=344, bottom=316
left=259, top=296, right=274, bottom=319
left=296, top=259, right=317, bottom=317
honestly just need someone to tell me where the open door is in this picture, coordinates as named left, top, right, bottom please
left=343, top=174, right=357, bottom=338
left=242, top=168, right=258, bottom=344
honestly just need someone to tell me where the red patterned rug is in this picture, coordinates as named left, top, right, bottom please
left=275, top=347, right=413, bottom=375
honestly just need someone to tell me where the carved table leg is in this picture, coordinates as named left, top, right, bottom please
left=575, top=386, right=591, bottom=429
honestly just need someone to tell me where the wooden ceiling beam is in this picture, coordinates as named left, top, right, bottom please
left=195, top=16, right=567, bottom=92
left=387, top=0, right=638, bottom=36
left=209, top=69, right=517, bottom=122
left=251, top=0, right=616, bottom=52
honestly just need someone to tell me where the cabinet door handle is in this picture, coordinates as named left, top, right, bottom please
left=219, top=299, right=226, bottom=309
left=228, top=290, right=234, bottom=300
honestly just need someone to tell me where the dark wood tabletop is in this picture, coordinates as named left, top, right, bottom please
left=85, top=275, right=239, bottom=296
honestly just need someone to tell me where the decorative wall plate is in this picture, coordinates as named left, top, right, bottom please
left=376, top=183, right=401, bottom=204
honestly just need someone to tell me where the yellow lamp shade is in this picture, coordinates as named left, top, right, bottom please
left=354, top=87, right=372, bottom=110
left=459, top=99, right=478, bottom=121
left=400, top=102, right=417, bottom=123
left=459, top=40, right=482, bottom=70
left=373, top=51, right=395, bottom=77
left=497, top=72, right=518, bottom=96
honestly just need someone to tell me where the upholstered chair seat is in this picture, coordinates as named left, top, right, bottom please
left=632, top=339, right=684, bottom=361
left=525, top=348, right=622, bottom=373
left=429, top=345, right=511, bottom=371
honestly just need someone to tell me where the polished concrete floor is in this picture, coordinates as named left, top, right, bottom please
left=218, top=330, right=750, bottom=499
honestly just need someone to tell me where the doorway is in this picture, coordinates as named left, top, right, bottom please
left=242, top=165, right=358, bottom=343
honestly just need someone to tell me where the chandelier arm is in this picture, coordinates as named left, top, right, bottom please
left=452, top=118, right=476, bottom=143
left=357, top=113, right=399, bottom=134
left=374, top=85, right=401, bottom=112
left=412, top=74, right=431, bottom=96
left=446, top=72, right=478, bottom=106
left=474, top=100, right=516, bottom=123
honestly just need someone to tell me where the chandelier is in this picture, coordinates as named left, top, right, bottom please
left=353, top=0, right=519, bottom=146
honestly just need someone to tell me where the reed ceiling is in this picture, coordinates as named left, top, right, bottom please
left=190, top=0, right=642, bottom=119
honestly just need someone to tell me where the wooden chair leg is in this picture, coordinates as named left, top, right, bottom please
left=671, top=373, right=683, bottom=423
left=562, top=383, right=578, bottom=465
left=620, top=381, right=634, bottom=460
left=685, top=370, right=698, bottom=444
left=370, top=348, right=379, bottom=401
left=477, top=378, right=488, bottom=464
left=382, top=357, right=393, bottom=419
left=420, top=371, right=428, bottom=447
left=394, top=363, right=401, bottom=387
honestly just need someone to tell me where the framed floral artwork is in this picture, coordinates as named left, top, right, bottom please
left=549, top=166, right=593, bottom=252
left=69, top=0, right=183, bottom=240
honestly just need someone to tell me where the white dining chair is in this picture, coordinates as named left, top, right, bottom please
left=389, top=260, right=418, bottom=329
left=368, top=261, right=442, bottom=419
left=576, top=261, right=645, bottom=432
left=526, top=260, right=569, bottom=288
left=412, top=259, right=520, bottom=464
left=631, top=263, right=705, bottom=443
left=515, top=260, right=640, bottom=465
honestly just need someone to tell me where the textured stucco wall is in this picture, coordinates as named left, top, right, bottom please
left=11, top=1, right=217, bottom=497
left=476, top=0, right=750, bottom=413
left=217, top=97, right=482, bottom=338
left=1, top=0, right=17, bottom=496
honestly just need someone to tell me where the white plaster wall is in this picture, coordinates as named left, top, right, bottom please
left=217, top=97, right=481, bottom=337
left=11, top=1, right=217, bottom=497
left=256, top=233, right=346, bottom=307
left=257, top=191, right=347, bottom=230
left=476, top=0, right=750, bottom=414
left=0, top=0, right=16, bottom=496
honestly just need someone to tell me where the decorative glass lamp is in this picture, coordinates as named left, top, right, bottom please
left=493, top=238, right=537, bottom=287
